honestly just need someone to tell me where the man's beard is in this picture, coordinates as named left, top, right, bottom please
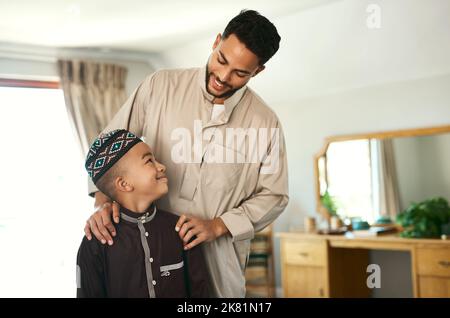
left=205, top=63, right=243, bottom=99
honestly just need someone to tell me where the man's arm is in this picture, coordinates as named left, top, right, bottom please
left=178, top=121, right=289, bottom=248
left=220, top=122, right=289, bottom=241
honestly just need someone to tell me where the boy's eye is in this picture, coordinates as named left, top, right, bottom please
left=236, top=72, right=246, bottom=78
left=217, top=57, right=225, bottom=65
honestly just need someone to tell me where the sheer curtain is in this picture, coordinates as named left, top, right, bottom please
left=58, top=60, right=128, bottom=154
left=371, top=139, right=401, bottom=219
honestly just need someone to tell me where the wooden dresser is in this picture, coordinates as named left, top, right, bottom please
left=277, top=232, right=450, bottom=298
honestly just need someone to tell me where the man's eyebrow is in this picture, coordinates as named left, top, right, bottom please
left=141, top=152, right=153, bottom=160
left=218, top=50, right=251, bottom=75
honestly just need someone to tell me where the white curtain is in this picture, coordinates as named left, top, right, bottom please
left=58, top=60, right=128, bottom=154
left=371, top=139, right=401, bottom=218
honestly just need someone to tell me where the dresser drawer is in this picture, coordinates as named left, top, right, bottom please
left=417, top=248, right=450, bottom=277
left=418, top=276, right=450, bottom=297
left=283, top=240, right=327, bottom=266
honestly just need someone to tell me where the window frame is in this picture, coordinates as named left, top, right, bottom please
left=0, top=78, right=59, bottom=89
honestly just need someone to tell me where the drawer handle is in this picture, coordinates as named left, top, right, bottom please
left=438, top=261, right=450, bottom=268
left=299, top=252, right=309, bottom=257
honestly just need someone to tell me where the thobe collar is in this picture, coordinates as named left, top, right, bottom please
left=120, top=204, right=157, bottom=224
left=197, top=64, right=247, bottom=120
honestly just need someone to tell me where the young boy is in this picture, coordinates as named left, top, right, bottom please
left=76, top=129, right=210, bottom=297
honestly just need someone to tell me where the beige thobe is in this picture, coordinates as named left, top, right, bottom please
left=88, top=66, right=289, bottom=297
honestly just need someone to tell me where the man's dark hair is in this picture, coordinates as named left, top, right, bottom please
left=222, top=9, right=281, bottom=65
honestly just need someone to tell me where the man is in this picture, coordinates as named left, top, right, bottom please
left=84, top=9, right=289, bottom=297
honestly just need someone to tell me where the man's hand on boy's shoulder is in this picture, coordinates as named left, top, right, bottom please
left=175, top=214, right=229, bottom=250
left=84, top=197, right=121, bottom=246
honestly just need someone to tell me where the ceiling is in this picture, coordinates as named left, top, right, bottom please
left=0, top=0, right=336, bottom=52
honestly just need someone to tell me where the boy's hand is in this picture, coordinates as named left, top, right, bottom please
left=175, top=215, right=229, bottom=250
left=84, top=201, right=121, bottom=245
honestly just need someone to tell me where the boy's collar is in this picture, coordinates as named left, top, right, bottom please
left=120, top=204, right=157, bottom=224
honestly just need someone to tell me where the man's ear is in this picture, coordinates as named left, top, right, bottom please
left=252, top=65, right=265, bottom=77
left=115, top=176, right=134, bottom=193
left=212, top=33, right=222, bottom=50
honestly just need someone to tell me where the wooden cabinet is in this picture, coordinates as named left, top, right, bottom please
left=416, top=246, right=450, bottom=297
left=278, top=232, right=450, bottom=298
left=283, top=240, right=327, bottom=266
left=418, top=277, right=450, bottom=297
left=281, top=238, right=329, bottom=297
left=416, top=248, right=450, bottom=277
left=283, top=265, right=327, bottom=297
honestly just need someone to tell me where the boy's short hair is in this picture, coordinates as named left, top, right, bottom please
left=85, top=129, right=142, bottom=198
left=94, top=163, right=124, bottom=200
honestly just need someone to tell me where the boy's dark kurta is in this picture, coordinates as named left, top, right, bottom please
left=76, top=207, right=210, bottom=297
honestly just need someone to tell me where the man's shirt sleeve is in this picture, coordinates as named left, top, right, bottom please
left=220, top=121, right=289, bottom=241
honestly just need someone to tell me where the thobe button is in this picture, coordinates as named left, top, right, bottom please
left=145, top=232, right=149, bottom=237
left=149, top=257, right=153, bottom=263
left=152, top=280, right=156, bottom=286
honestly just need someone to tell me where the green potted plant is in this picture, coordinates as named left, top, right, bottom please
left=396, top=197, right=450, bottom=238
left=321, top=190, right=338, bottom=216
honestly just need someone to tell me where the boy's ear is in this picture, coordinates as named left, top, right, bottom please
left=115, top=176, right=134, bottom=193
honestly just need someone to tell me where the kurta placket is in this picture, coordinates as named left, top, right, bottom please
left=120, top=206, right=157, bottom=298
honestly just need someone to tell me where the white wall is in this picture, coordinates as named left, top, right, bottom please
left=157, top=0, right=450, bottom=296
left=394, top=137, right=424, bottom=211
left=394, top=134, right=450, bottom=211
left=418, top=134, right=450, bottom=202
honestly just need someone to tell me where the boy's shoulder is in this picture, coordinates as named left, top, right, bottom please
left=156, top=209, right=180, bottom=226
left=78, top=235, right=105, bottom=257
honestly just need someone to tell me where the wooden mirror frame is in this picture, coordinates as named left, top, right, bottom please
left=314, top=125, right=450, bottom=221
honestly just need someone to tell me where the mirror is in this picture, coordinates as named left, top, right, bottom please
left=314, top=125, right=450, bottom=223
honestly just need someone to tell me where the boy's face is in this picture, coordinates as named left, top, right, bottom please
left=118, top=142, right=168, bottom=201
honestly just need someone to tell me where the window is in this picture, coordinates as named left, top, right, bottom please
left=326, top=139, right=375, bottom=222
left=0, top=82, right=93, bottom=297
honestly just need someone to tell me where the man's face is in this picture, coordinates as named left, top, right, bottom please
left=119, top=142, right=168, bottom=201
left=206, top=33, right=265, bottom=100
